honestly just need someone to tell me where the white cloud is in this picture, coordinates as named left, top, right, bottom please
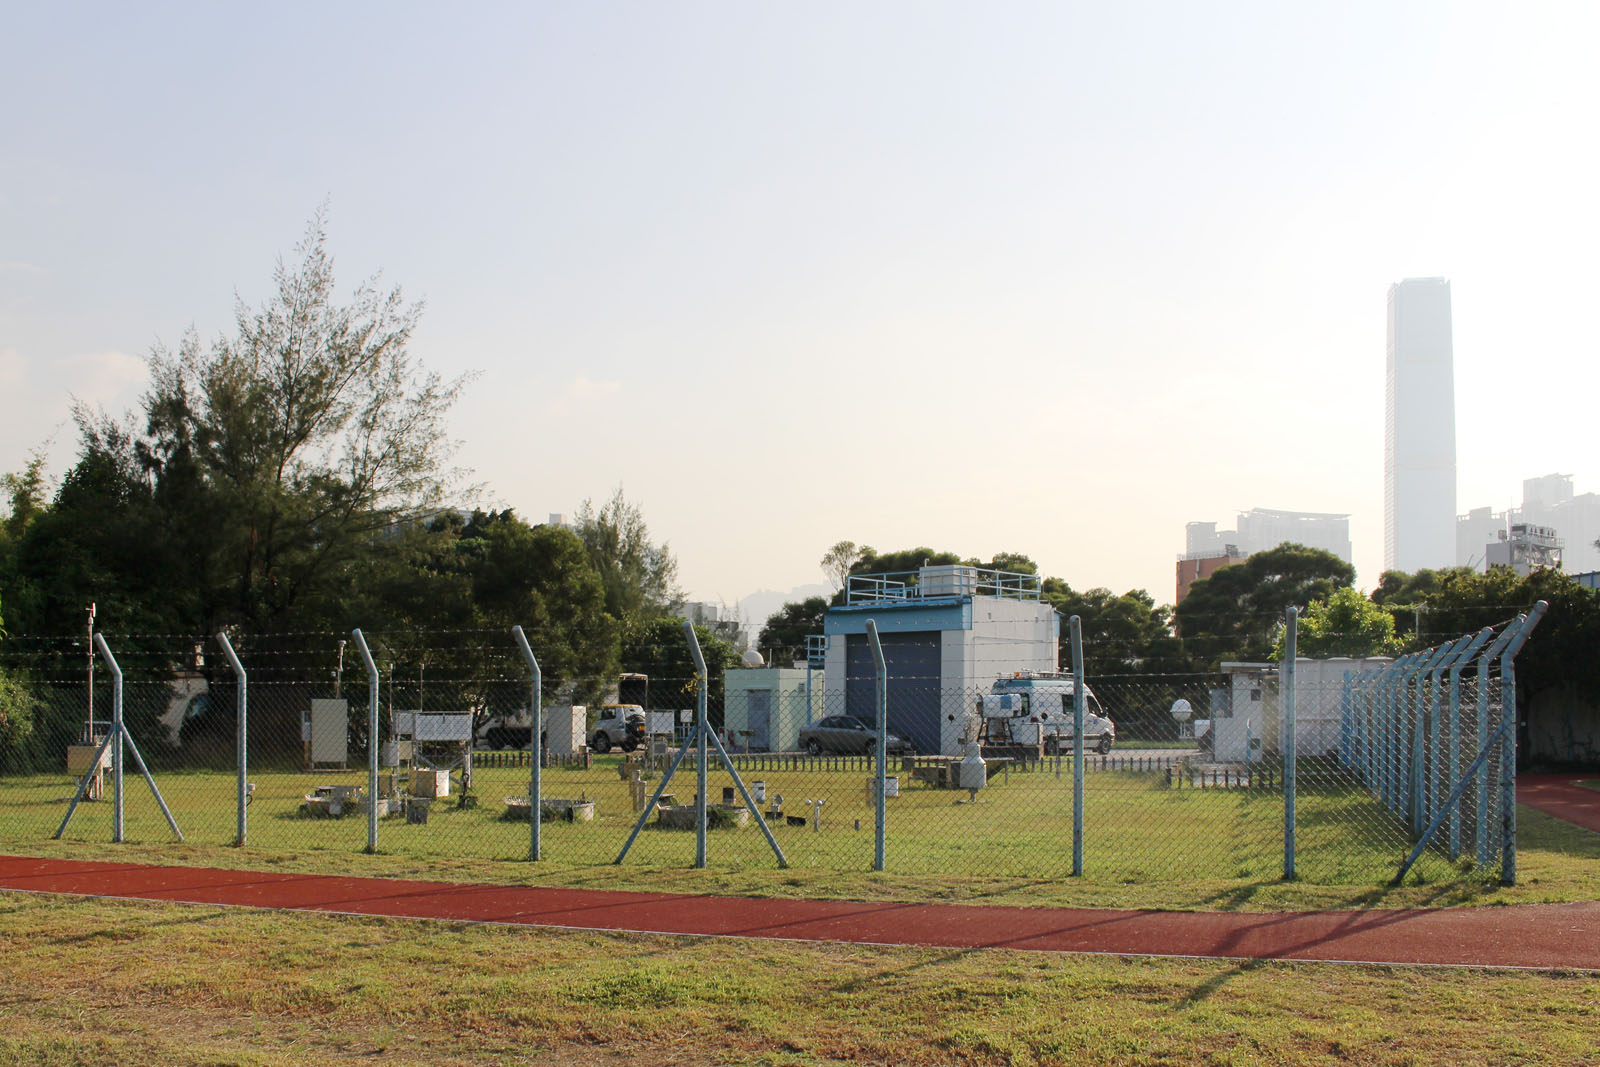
left=0, top=348, right=24, bottom=388
left=545, top=374, right=622, bottom=415
left=64, top=350, right=148, bottom=407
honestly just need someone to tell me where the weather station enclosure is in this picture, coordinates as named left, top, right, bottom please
left=823, top=566, right=1059, bottom=755
left=1212, top=658, right=1395, bottom=762
left=722, top=666, right=813, bottom=751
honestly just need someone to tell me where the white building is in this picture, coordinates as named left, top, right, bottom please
left=1385, top=278, right=1457, bottom=573
left=823, top=565, right=1058, bottom=756
left=1186, top=509, right=1352, bottom=563
left=1457, top=474, right=1600, bottom=575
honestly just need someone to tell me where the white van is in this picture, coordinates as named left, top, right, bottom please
left=976, top=672, right=1116, bottom=754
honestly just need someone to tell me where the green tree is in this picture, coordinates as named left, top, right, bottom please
left=1173, top=543, right=1355, bottom=666
left=1043, top=582, right=1191, bottom=677
left=819, top=541, right=868, bottom=593
left=619, top=617, right=741, bottom=726
left=576, top=488, right=681, bottom=626
left=756, top=596, right=829, bottom=660
left=29, top=212, right=467, bottom=637
left=0, top=595, right=37, bottom=770
left=1273, top=586, right=1401, bottom=659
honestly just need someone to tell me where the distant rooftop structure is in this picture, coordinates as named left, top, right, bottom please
left=841, top=565, right=1042, bottom=606
left=1485, top=523, right=1563, bottom=576
left=1183, top=508, right=1353, bottom=563
left=1458, top=473, right=1600, bottom=575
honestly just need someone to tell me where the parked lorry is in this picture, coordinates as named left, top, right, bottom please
left=975, top=671, right=1116, bottom=755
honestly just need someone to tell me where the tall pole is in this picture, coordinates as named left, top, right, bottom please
left=1283, top=606, right=1298, bottom=881
left=866, top=620, right=887, bottom=872
left=217, top=632, right=248, bottom=847
left=85, top=603, right=95, bottom=739
left=1070, top=615, right=1085, bottom=877
left=512, top=626, right=542, bottom=862
left=352, top=629, right=380, bottom=854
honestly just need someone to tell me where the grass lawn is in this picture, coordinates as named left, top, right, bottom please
left=2, top=752, right=1595, bottom=912
left=0, top=893, right=1595, bottom=1067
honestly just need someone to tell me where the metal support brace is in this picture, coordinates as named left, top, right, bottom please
left=614, top=622, right=786, bottom=868
left=55, top=635, right=183, bottom=842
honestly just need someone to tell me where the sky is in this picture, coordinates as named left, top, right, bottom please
left=4, top=2, right=1597, bottom=630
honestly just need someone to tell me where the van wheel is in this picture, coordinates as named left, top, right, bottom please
left=1098, top=736, right=1113, bottom=755
left=1044, top=738, right=1059, bottom=756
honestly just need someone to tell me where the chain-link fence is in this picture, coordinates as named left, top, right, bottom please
left=0, top=610, right=1543, bottom=890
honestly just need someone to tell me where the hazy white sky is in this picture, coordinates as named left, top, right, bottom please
left=4, top=2, right=1596, bottom=621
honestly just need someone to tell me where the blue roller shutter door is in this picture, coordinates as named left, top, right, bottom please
left=845, top=630, right=941, bottom=754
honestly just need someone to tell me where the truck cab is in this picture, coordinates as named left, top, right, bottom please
left=976, top=672, right=1116, bottom=754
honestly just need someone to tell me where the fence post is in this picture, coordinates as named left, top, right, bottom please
left=512, top=626, right=542, bottom=862
left=105, top=635, right=125, bottom=842
left=352, top=629, right=379, bottom=854
left=1445, top=629, right=1492, bottom=858
left=866, top=619, right=887, bottom=872
left=1499, top=601, right=1547, bottom=885
left=693, top=627, right=708, bottom=869
left=1475, top=621, right=1519, bottom=864
left=1282, top=607, right=1297, bottom=881
left=217, top=632, right=248, bottom=847
left=1070, top=614, right=1084, bottom=878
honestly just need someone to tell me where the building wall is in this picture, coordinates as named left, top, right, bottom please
left=824, top=597, right=1059, bottom=755
left=722, top=667, right=816, bottom=752
left=1176, top=551, right=1246, bottom=603
left=1385, top=278, right=1457, bottom=573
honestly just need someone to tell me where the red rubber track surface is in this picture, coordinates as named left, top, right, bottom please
left=2, top=855, right=1596, bottom=970
left=1518, top=773, right=1600, bottom=833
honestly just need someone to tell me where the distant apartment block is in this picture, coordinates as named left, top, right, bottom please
left=1177, top=509, right=1352, bottom=602
left=1458, top=474, right=1600, bottom=575
left=1384, top=278, right=1457, bottom=573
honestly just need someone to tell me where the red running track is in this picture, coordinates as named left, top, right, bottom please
left=2, top=855, right=1596, bottom=970
left=1518, top=774, right=1600, bottom=833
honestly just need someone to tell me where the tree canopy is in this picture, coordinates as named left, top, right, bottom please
left=1173, top=543, right=1355, bottom=665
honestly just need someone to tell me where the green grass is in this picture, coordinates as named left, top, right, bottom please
left=0, top=893, right=1595, bottom=1066
left=4, top=755, right=1595, bottom=912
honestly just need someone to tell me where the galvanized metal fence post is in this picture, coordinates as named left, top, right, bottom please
left=1499, top=601, right=1547, bottom=885
left=352, top=629, right=379, bottom=854
left=1446, top=629, right=1492, bottom=858
left=512, top=626, right=542, bottom=862
left=1475, top=621, right=1520, bottom=864
left=693, top=625, right=708, bottom=869
left=1283, top=607, right=1297, bottom=881
left=217, top=632, right=248, bottom=847
left=1070, top=615, right=1084, bottom=878
left=866, top=619, right=887, bottom=872
left=106, top=634, right=125, bottom=841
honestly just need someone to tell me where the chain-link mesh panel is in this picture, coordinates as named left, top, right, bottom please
left=0, top=627, right=1525, bottom=890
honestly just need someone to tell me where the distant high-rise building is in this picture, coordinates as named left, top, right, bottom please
left=1384, top=278, right=1457, bottom=573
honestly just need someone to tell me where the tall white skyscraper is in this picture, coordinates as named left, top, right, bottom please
left=1384, top=278, right=1457, bottom=573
